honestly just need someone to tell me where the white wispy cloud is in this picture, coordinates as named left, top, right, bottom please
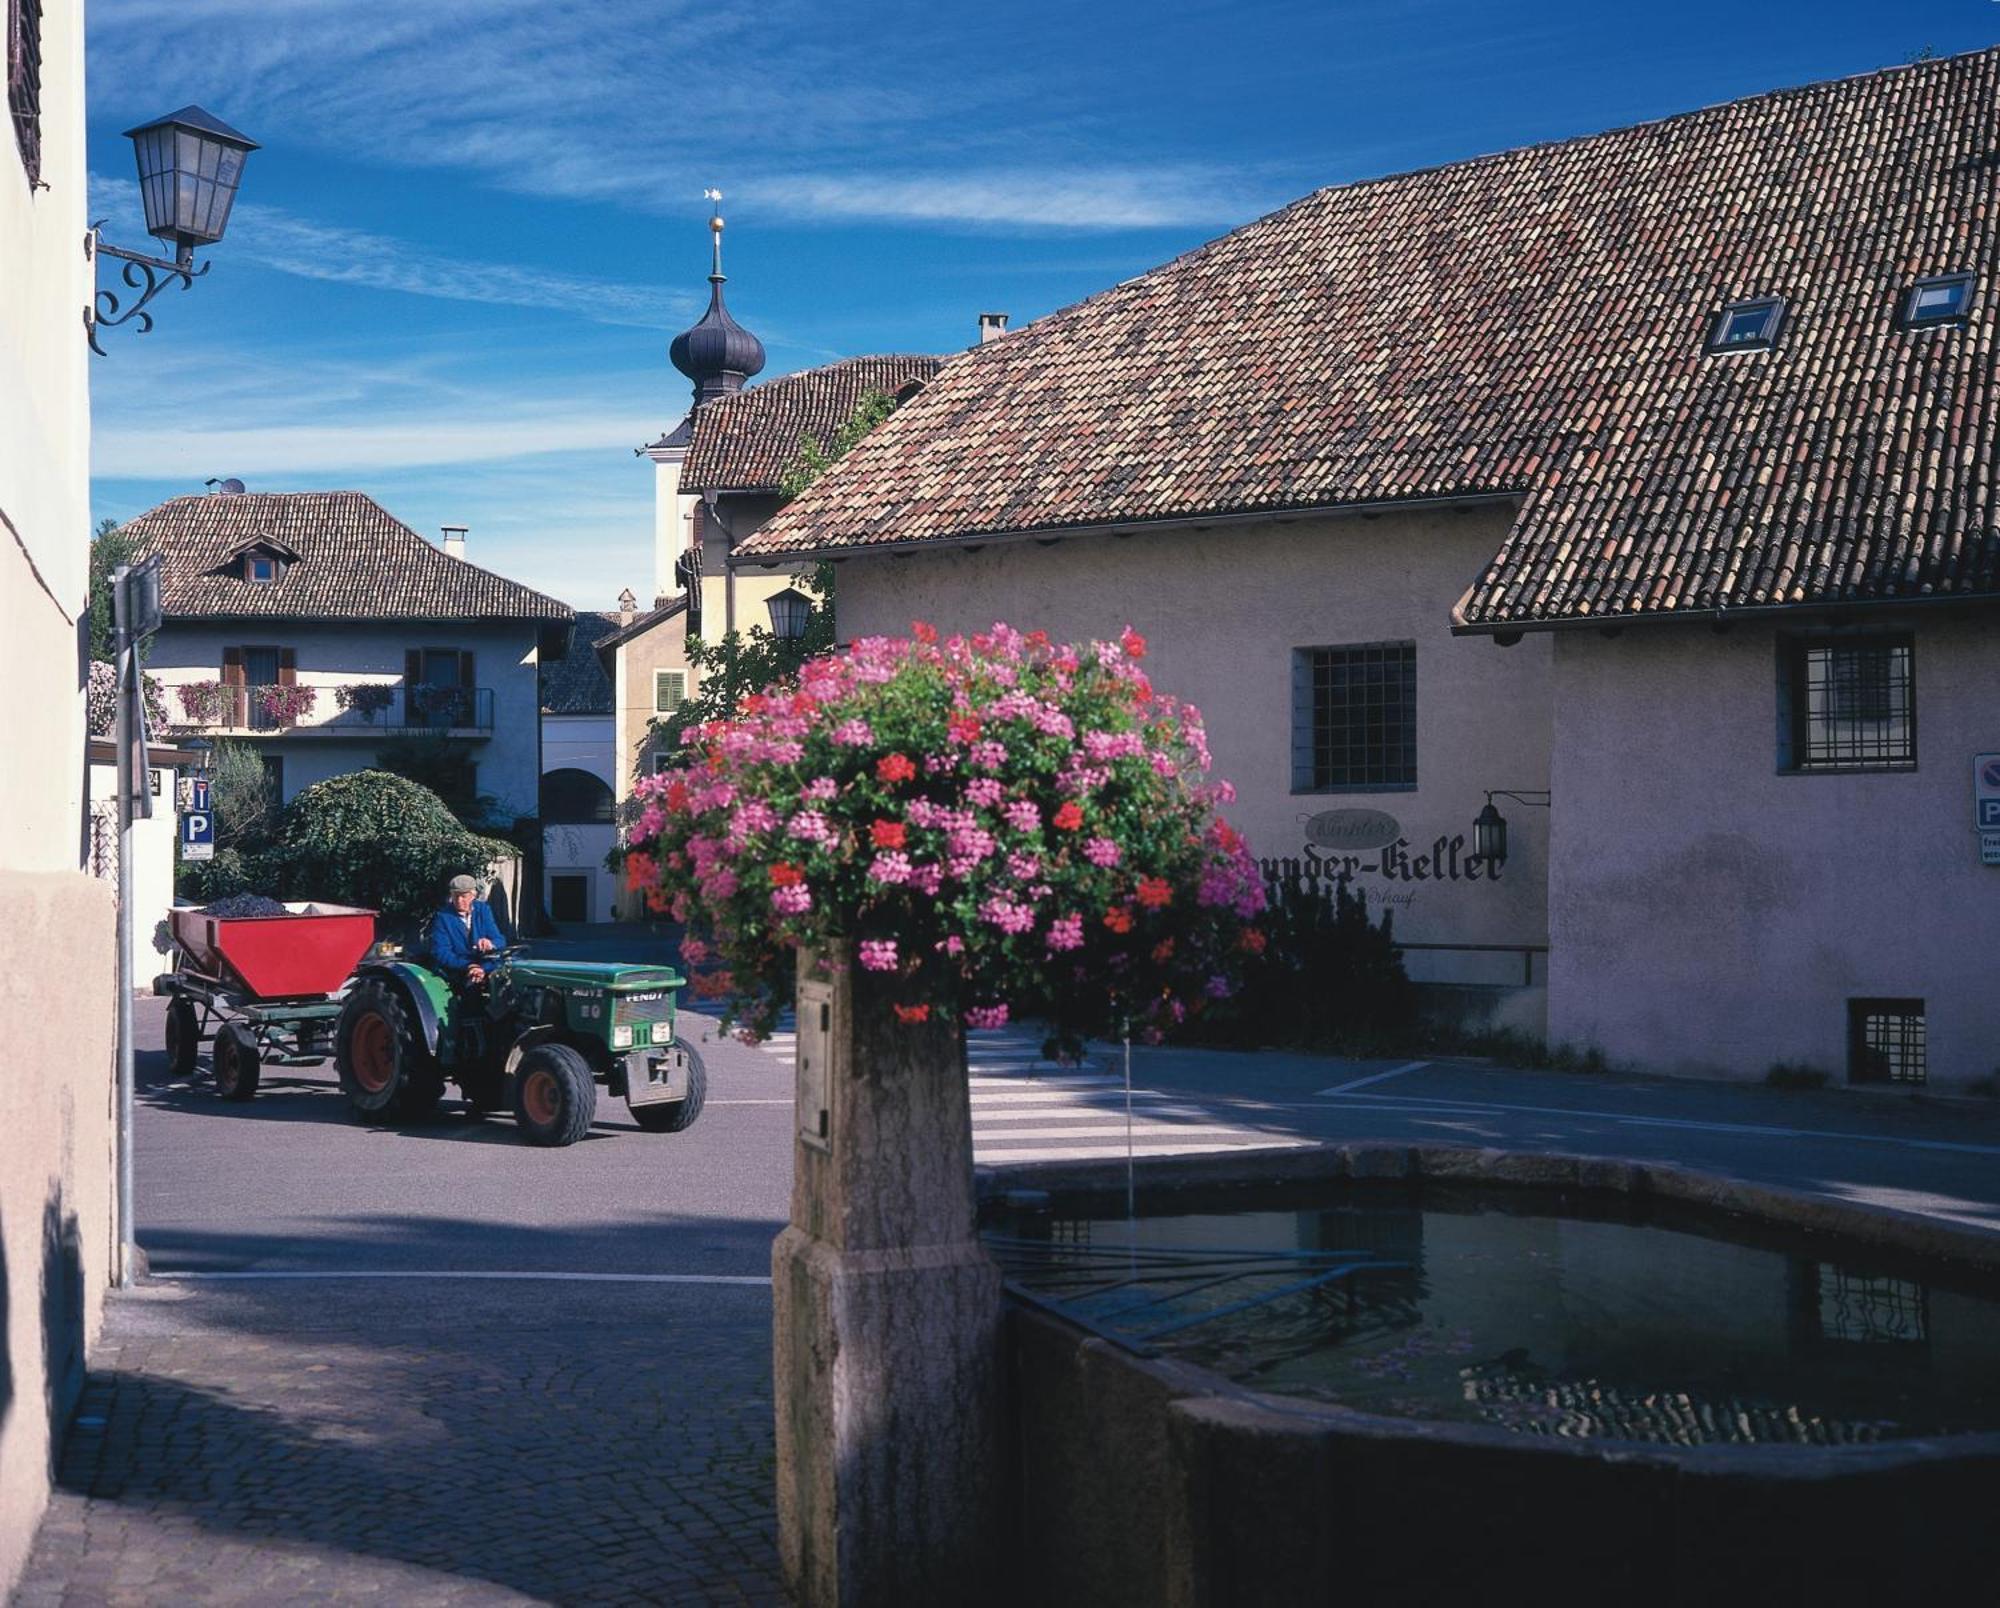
left=90, top=175, right=693, bottom=326
left=84, top=0, right=1269, bottom=232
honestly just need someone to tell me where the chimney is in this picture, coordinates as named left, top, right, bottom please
left=977, top=311, right=1009, bottom=344
left=441, top=524, right=468, bottom=559
left=617, top=587, right=637, bottom=627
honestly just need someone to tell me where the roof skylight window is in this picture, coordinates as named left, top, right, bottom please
left=245, top=553, right=277, bottom=583
left=1708, top=296, right=1785, bottom=353
left=1902, top=273, right=1973, bottom=329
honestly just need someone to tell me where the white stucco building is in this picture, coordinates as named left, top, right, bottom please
left=539, top=610, right=621, bottom=924
left=740, top=49, right=2000, bottom=1092
left=0, top=4, right=116, bottom=1587
left=119, top=490, right=572, bottom=827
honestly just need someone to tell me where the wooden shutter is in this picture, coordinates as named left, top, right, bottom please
left=404, top=649, right=423, bottom=684
left=221, top=647, right=246, bottom=684
left=277, top=649, right=297, bottom=686
left=221, top=646, right=247, bottom=728
left=458, top=650, right=475, bottom=688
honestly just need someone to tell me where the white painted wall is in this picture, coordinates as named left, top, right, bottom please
left=146, top=622, right=545, bottom=817
left=835, top=506, right=1552, bottom=988
left=541, top=713, right=618, bottom=921
left=650, top=442, right=697, bottom=603
left=1548, top=614, right=2000, bottom=1088
left=0, top=6, right=118, bottom=1591
left=87, top=758, right=180, bottom=983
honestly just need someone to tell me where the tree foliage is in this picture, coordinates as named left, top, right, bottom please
left=88, top=518, right=145, bottom=664
left=255, top=770, right=515, bottom=927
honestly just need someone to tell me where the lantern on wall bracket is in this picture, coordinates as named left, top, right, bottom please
left=1473, top=789, right=1551, bottom=868
left=765, top=586, right=814, bottom=642
left=86, top=105, right=259, bottom=355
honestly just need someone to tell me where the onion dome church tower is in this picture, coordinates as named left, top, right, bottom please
left=668, top=189, right=766, bottom=407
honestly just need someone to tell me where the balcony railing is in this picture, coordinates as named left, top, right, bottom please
left=169, top=683, right=496, bottom=737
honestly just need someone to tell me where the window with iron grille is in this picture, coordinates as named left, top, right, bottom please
left=1780, top=636, right=1915, bottom=771
left=1848, top=998, right=1925, bottom=1086
left=7, top=0, right=41, bottom=187
left=1291, top=642, right=1416, bottom=791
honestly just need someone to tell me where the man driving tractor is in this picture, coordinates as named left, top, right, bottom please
left=429, top=872, right=506, bottom=985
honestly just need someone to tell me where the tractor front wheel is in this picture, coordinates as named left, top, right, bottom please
left=335, top=981, right=443, bottom=1121
left=630, top=1043, right=707, bottom=1133
left=212, top=1023, right=262, bottom=1102
left=512, top=1043, right=596, bottom=1147
left=165, top=996, right=201, bottom=1078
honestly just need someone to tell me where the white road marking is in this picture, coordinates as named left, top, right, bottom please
left=157, top=1270, right=772, bottom=1286
left=973, top=1105, right=1216, bottom=1123
left=1314, top=1061, right=1430, bottom=1096
left=968, top=1123, right=1268, bottom=1142
left=977, top=1138, right=1311, bottom=1163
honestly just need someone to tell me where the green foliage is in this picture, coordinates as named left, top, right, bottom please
left=1225, top=874, right=1417, bottom=1045
left=777, top=388, right=897, bottom=502
left=207, top=740, right=278, bottom=852
left=88, top=518, right=141, bottom=664
left=175, top=846, right=253, bottom=905
left=373, top=733, right=484, bottom=821
left=255, top=770, right=514, bottom=925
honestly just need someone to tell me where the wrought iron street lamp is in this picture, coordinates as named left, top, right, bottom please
left=1473, top=789, right=1551, bottom=868
left=765, top=586, right=814, bottom=641
left=87, top=105, right=259, bottom=354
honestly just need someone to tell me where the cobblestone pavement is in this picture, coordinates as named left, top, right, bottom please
left=14, top=1278, right=784, bottom=1606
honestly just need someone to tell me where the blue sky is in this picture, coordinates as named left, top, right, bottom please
left=86, top=1, right=1999, bottom=612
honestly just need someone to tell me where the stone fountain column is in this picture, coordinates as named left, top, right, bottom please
left=771, top=950, right=1007, bottom=1606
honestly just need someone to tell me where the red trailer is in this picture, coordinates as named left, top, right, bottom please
left=155, top=903, right=377, bottom=1100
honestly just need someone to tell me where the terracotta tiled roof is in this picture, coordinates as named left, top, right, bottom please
left=740, top=50, right=2000, bottom=627
left=541, top=611, right=621, bottom=714
left=591, top=596, right=690, bottom=680
left=122, top=492, right=571, bottom=623
left=682, top=355, right=944, bottom=495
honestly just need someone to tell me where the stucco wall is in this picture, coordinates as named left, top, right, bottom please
left=146, top=622, right=545, bottom=817
left=542, top=715, right=618, bottom=922
left=0, top=4, right=117, bottom=1591
left=1548, top=614, right=2000, bottom=1086
left=834, top=507, right=1552, bottom=972
left=87, top=760, right=180, bottom=984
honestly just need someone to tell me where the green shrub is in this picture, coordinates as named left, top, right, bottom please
left=255, top=770, right=513, bottom=926
left=1217, top=874, right=1416, bottom=1046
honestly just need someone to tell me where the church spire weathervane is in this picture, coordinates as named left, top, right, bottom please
left=704, top=186, right=725, bottom=280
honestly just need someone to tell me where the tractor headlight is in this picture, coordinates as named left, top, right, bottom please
left=612, top=1024, right=634, bottom=1049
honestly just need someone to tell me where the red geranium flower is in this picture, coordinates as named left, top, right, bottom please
left=769, top=862, right=805, bottom=887
left=1238, top=927, right=1268, bottom=954
left=1120, top=627, right=1147, bottom=660
left=893, top=1002, right=931, bottom=1024
left=1053, top=801, right=1084, bottom=831
left=1103, top=906, right=1134, bottom=934
left=877, top=753, right=918, bottom=784
left=871, top=819, right=907, bottom=850
left=663, top=779, right=690, bottom=812
left=912, top=620, right=939, bottom=644
left=947, top=713, right=982, bottom=745
left=1151, top=937, right=1176, bottom=964
left=1136, top=876, right=1172, bottom=909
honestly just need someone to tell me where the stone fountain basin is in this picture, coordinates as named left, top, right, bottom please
left=976, top=1144, right=2000, bottom=1607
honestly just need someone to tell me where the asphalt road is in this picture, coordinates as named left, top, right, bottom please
left=134, top=960, right=2000, bottom=1282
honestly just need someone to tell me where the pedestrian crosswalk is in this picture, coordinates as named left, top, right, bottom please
left=750, top=1014, right=1306, bottom=1164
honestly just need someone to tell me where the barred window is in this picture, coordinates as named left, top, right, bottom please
left=1848, top=998, right=1925, bottom=1086
left=1291, top=642, right=1416, bottom=791
left=1782, top=636, right=1914, bottom=771
left=7, top=0, right=41, bottom=187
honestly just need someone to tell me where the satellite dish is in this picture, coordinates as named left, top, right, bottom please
left=206, top=476, right=247, bottom=495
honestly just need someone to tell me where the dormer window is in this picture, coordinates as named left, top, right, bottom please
left=1901, top=272, right=1973, bottom=330
left=1708, top=296, right=1785, bottom=353
left=246, top=554, right=278, bottom=584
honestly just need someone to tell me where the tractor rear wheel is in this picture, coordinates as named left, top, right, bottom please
left=631, top=1043, right=707, bottom=1133
left=212, top=1023, right=262, bottom=1102
left=335, top=980, right=443, bottom=1120
left=165, top=996, right=201, bottom=1078
left=512, top=1042, right=596, bottom=1147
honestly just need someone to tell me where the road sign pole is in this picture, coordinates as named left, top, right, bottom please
left=112, top=569, right=137, bottom=1289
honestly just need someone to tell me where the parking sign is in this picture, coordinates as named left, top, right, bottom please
left=180, top=807, right=215, bottom=862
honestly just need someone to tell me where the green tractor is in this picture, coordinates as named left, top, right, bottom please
left=332, top=950, right=705, bottom=1146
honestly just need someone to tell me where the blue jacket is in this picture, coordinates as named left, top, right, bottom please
left=428, top=900, right=507, bottom=978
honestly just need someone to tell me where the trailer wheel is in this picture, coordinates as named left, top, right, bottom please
left=335, top=980, right=442, bottom=1120
left=165, top=996, right=201, bottom=1078
left=631, top=1043, right=707, bottom=1133
left=512, top=1043, right=596, bottom=1147
left=212, top=1023, right=262, bottom=1103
